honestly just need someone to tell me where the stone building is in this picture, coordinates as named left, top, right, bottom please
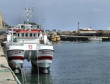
left=0, top=12, right=8, bottom=29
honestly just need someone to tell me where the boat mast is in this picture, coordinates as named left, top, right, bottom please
left=78, top=21, right=80, bottom=31
left=25, top=8, right=32, bottom=24
left=77, top=21, right=80, bottom=35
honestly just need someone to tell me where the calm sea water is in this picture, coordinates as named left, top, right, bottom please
left=17, top=41, right=110, bottom=84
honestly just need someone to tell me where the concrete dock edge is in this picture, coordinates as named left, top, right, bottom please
left=0, top=44, right=21, bottom=84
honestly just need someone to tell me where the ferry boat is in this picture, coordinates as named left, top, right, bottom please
left=6, top=8, right=54, bottom=73
left=6, top=23, right=54, bottom=73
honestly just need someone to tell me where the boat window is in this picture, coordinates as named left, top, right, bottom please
left=22, top=33, right=24, bottom=37
left=18, top=33, right=19, bottom=37
left=19, top=33, right=21, bottom=37
left=30, top=33, right=32, bottom=37
left=33, top=33, right=36, bottom=37
left=38, top=33, right=40, bottom=37
left=25, top=33, right=28, bottom=37
left=21, top=25, right=25, bottom=29
left=14, top=33, right=16, bottom=35
left=37, top=26, right=39, bottom=28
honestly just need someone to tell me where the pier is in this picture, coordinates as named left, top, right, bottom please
left=60, top=35, right=90, bottom=41
left=0, top=44, right=21, bottom=84
left=60, top=35, right=110, bottom=41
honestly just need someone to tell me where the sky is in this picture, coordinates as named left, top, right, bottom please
left=0, top=0, right=110, bottom=30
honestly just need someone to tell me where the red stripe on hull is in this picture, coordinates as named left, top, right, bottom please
left=8, top=56, right=24, bottom=60
left=37, top=56, right=53, bottom=60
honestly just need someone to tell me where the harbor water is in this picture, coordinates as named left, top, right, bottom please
left=17, top=41, right=110, bottom=84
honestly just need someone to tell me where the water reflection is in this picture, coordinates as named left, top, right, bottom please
left=17, top=60, right=53, bottom=84
left=17, top=42, right=110, bottom=84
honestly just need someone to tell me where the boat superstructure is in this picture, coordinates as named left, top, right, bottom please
left=6, top=23, right=54, bottom=73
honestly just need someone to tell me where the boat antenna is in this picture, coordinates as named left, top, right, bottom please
left=25, top=8, right=32, bottom=24
left=77, top=21, right=80, bottom=34
left=77, top=21, right=80, bottom=31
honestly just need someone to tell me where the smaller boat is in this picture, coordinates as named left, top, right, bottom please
left=50, top=35, right=61, bottom=42
left=56, top=35, right=61, bottom=41
left=51, top=35, right=57, bottom=42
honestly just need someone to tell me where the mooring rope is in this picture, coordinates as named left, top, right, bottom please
left=20, top=67, right=25, bottom=84
left=23, top=66, right=27, bottom=84
left=36, top=50, right=40, bottom=84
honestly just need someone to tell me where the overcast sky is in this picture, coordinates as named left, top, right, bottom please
left=0, top=0, right=110, bottom=30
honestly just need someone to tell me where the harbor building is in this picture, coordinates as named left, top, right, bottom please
left=0, top=12, right=8, bottom=30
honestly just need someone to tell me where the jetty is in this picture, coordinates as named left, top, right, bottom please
left=60, top=35, right=110, bottom=41
left=0, top=44, right=21, bottom=84
left=47, top=29, right=110, bottom=41
left=60, top=35, right=89, bottom=41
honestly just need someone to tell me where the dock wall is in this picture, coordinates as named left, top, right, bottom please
left=0, top=44, right=21, bottom=84
left=60, top=35, right=89, bottom=41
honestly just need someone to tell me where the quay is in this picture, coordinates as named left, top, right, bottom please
left=0, top=44, right=21, bottom=84
left=60, top=35, right=110, bottom=41
left=60, top=35, right=89, bottom=41
left=47, top=28, right=110, bottom=41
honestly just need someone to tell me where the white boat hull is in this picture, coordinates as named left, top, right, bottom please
left=31, top=49, right=53, bottom=73
left=7, top=50, right=24, bottom=70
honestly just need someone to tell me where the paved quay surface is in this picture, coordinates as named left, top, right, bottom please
left=0, top=35, right=6, bottom=42
left=0, top=44, right=18, bottom=84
